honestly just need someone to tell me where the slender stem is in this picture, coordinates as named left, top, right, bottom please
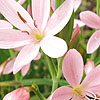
left=45, top=55, right=58, bottom=93
left=90, top=51, right=97, bottom=61
left=9, top=49, right=15, bottom=58
left=51, top=57, right=64, bottom=93
left=32, top=83, right=47, bottom=100
left=46, top=56, right=57, bottom=80
left=96, top=0, right=100, bottom=16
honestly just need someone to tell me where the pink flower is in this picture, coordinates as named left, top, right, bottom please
left=50, top=49, right=100, bottom=100
left=3, top=52, right=40, bottom=76
left=3, top=88, right=30, bottom=100
left=80, top=11, right=100, bottom=53
left=84, top=59, right=95, bottom=75
left=0, top=0, right=73, bottom=74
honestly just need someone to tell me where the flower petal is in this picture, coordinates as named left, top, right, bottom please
left=0, top=0, right=34, bottom=31
left=62, top=49, right=84, bottom=87
left=0, top=29, right=33, bottom=49
left=51, top=0, right=55, bottom=11
left=74, top=0, right=82, bottom=11
left=84, top=60, right=95, bottom=75
left=3, top=58, right=15, bottom=74
left=33, top=52, right=41, bottom=60
left=80, top=11, right=100, bottom=29
left=45, top=0, right=73, bottom=36
left=21, top=63, right=30, bottom=76
left=3, top=88, right=30, bottom=100
left=74, top=19, right=85, bottom=28
left=50, top=86, right=73, bottom=100
left=13, top=43, right=40, bottom=74
left=87, top=85, right=100, bottom=95
left=40, top=36, right=67, bottom=58
left=0, top=20, right=13, bottom=29
left=87, top=30, right=100, bottom=54
left=32, top=0, right=50, bottom=32
left=81, top=64, right=100, bottom=89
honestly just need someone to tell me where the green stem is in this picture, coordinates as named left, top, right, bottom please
left=46, top=56, right=57, bottom=80
left=32, top=83, right=47, bottom=100
left=46, top=56, right=57, bottom=93
left=9, top=49, right=15, bottom=58
left=90, top=51, right=97, bottom=61
left=51, top=57, right=64, bottom=93
left=96, top=0, right=100, bottom=16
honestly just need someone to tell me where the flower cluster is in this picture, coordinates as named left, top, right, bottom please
left=0, top=0, right=100, bottom=100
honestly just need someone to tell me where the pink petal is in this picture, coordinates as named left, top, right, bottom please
left=0, top=29, right=33, bottom=49
left=74, top=0, right=82, bottom=11
left=74, top=19, right=85, bottom=28
left=72, top=24, right=80, bottom=40
left=51, top=0, right=55, bottom=11
left=84, top=60, right=95, bottom=75
left=0, top=20, right=13, bottom=29
left=34, top=52, right=41, bottom=60
left=50, top=86, right=73, bottom=100
left=81, top=64, right=100, bottom=89
left=3, top=58, right=15, bottom=74
left=87, top=30, right=100, bottom=54
left=87, top=85, right=100, bottom=95
left=0, top=0, right=34, bottom=31
left=40, top=36, right=67, bottom=58
left=45, top=0, right=74, bottom=36
left=13, top=43, right=40, bottom=74
left=21, top=63, right=30, bottom=76
left=62, top=49, right=84, bottom=87
left=3, top=88, right=30, bottom=100
left=80, top=11, right=100, bottom=29
left=27, top=5, right=32, bottom=17
left=32, top=0, right=50, bottom=32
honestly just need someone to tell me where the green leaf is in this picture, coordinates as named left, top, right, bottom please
left=55, top=0, right=65, bottom=10
left=58, top=11, right=74, bottom=46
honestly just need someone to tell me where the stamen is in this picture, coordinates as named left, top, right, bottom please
left=17, top=12, right=27, bottom=23
left=33, top=20, right=37, bottom=28
left=22, top=31, right=29, bottom=35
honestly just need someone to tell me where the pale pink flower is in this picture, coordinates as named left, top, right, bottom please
left=80, top=11, right=100, bottom=53
left=3, top=88, right=30, bottom=100
left=84, top=60, right=95, bottom=75
left=0, top=0, right=73, bottom=74
left=3, top=52, right=40, bottom=76
left=3, top=58, right=30, bottom=76
left=50, top=49, right=100, bottom=100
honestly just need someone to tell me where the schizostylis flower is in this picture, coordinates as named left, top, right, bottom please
left=50, top=49, right=100, bottom=100
left=0, top=0, right=74, bottom=74
left=80, top=11, right=100, bottom=53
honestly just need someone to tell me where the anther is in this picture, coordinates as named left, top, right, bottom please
left=17, top=12, right=27, bottom=23
left=22, top=31, right=29, bottom=35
